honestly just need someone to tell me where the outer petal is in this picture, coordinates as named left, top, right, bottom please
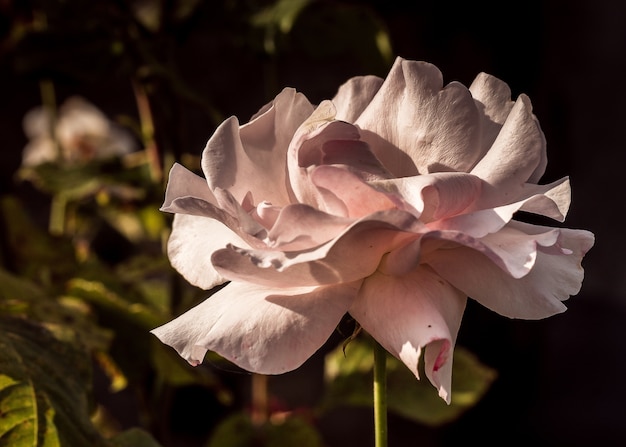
left=167, top=213, right=247, bottom=290
left=355, top=57, right=482, bottom=177
left=150, top=281, right=357, bottom=373
left=332, top=75, right=384, bottom=122
left=161, top=163, right=218, bottom=211
left=349, top=267, right=467, bottom=403
left=425, top=222, right=595, bottom=319
left=470, top=95, right=547, bottom=207
left=469, top=72, right=547, bottom=182
left=202, top=88, right=314, bottom=206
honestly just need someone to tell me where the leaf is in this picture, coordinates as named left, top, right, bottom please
left=0, top=196, right=77, bottom=283
left=321, top=337, right=497, bottom=426
left=108, top=428, right=163, bottom=447
left=206, top=412, right=323, bottom=447
left=66, top=278, right=163, bottom=330
left=0, top=268, right=112, bottom=352
left=0, top=316, right=106, bottom=447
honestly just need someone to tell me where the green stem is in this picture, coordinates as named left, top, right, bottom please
left=49, top=193, right=67, bottom=236
left=373, top=341, right=388, bottom=447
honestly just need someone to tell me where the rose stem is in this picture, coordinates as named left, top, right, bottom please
left=374, top=340, right=388, bottom=447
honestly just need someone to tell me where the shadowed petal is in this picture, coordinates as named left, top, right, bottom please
left=161, top=163, right=218, bottom=213
left=349, top=267, right=467, bottom=403
left=425, top=223, right=595, bottom=319
left=202, top=88, right=314, bottom=206
left=150, top=281, right=358, bottom=373
left=332, top=75, right=384, bottom=122
left=212, top=210, right=421, bottom=287
left=167, top=213, right=247, bottom=290
left=469, top=72, right=547, bottom=182
left=356, top=57, right=482, bottom=177
left=470, top=95, right=547, bottom=206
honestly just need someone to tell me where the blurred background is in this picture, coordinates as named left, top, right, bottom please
left=0, top=1, right=624, bottom=446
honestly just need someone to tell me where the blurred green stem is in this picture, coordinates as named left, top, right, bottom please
left=49, top=193, right=67, bottom=236
left=132, top=80, right=162, bottom=184
left=374, top=341, right=388, bottom=447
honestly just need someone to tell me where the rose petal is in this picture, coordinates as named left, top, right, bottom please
left=311, top=166, right=401, bottom=219
left=161, top=163, right=218, bottom=212
left=211, top=210, right=422, bottom=287
left=349, top=267, right=467, bottom=403
left=469, top=72, right=547, bottom=183
left=202, top=88, right=314, bottom=206
left=265, top=204, right=353, bottom=251
left=470, top=95, right=547, bottom=206
left=150, top=281, right=357, bottom=373
left=425, top=223, right=595, bottom=319
left=371, top=172, right=483, bottom=223
left=356, top=57, right=482, bottom=177
left=332, top=75, right=384, bottom=122
left=167, top=213, right=247, bottom=290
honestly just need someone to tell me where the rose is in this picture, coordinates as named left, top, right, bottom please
left=151, top=57, right=594, bottom=403
left=22, top=96, right=136, bottom=167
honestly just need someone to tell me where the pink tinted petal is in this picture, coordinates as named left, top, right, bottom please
left=150, top=281, right=357, bottom=373
left=515, top=177, right=570, bottom=221
left=356, top=57, right=482, bottom=177
left=311, top=166, right=401, bottom=219
left=349, top=267, right=467, bottom=403
left=434, top=178, right=572, bottom=237
left=424, top=225, right=562, bottom=279
left=425, top=223, right=595, bottom=319
left=371, top=172, right=483, bottom=223
left=332, top=75, right=384, bottom=122
left=202, top=88, right=314, bottom=206
left=468, top=72, right=516, bottom=154
left=211, top=210, right=422, bottom=287
left=167, top=213, right=247, bottom=290
left=469, top=72, right=547, bottom=183
left=470, top=95, right=547, bottom=206
left=165, top=193, right=267, bottom=249
left=161, top=163, right=218, bottom=213
left=266, top=204, right=353, bottom=251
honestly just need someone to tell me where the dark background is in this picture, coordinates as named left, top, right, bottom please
left=1, top=1, right=624, bottom=446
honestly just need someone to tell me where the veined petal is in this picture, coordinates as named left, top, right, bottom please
left=425, top=223, right=595, bottom=319
left=211, top=210, right=422, bottom=287
left=167, top=213, right=246, bottom=290
left=332, top=75, right=384, bottom=122
left=311, top=166, right=401, bottom=219
left=470, top=94, right=547, bottom=201
left=356, top=57, right=482, bottom=177
left=370, top=172, right=483, bottom=223
left=433, top=177, right=572, bottom=237
left=150, top=281, right=357, bottom=373
left=265, top=204, right=353, bottom=251
left=202, top=88, right=314, bottom=206
left=349, top=267, right=467, bottom=403
left=161, top=163, right=218, bottom=213
left=469, top=72, right=515, bottom=154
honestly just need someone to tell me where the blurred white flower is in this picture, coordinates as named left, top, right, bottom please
left=22, top=96, right=137, bottom=166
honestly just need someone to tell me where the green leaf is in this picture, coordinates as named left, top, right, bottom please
left=66, top=278, right=163, bottom=330
left=108, top=428, right=162, bottom=447
left=0, top=196, right=77, bottom=284
left=206, top=412, right=323, bottom=447
left=0, top=317, right=106, bottom=447
left=0, top=268, right=112, bottom=352
left=322, top=337, right=497, bottom=426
